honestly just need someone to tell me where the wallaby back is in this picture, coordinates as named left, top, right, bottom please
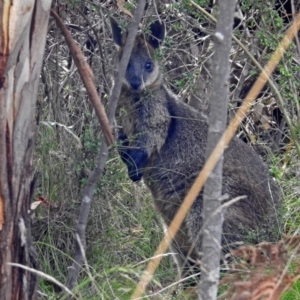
left=111, top=18, right=281, bottom=276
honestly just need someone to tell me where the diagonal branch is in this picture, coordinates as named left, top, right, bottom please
left=50, top=9, right=114, bottom=146
left=56, top=0, right=147, bottom=293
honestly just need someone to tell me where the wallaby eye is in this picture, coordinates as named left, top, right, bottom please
left=145, top=61, right=153, bottom=72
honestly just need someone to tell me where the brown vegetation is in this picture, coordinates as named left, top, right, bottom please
left=220, top=236, right=300, bottom=300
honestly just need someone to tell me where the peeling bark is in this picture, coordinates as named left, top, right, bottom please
left=0, top=1, right=51, bottom=299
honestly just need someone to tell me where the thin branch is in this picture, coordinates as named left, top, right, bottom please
left=107, top=0, right=147, bottom=122
left=75, top=7, right=109, bottom=94
left=50, top=9, right=114, bottom=146
left=74, top=233, right=103, bottom=295
left=7, top=263, right=76, bottom=298
left=63, top=0, right=147, bottom=292
left=65, top=142, right=109, bottom=292
left=130, top=12, right=300, bottom=300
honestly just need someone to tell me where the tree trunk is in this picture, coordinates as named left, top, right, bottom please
left=0, top=1, right=51, bottom=299
left=199, top=1, right=236, bottom=299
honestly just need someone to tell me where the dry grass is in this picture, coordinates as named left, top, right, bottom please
left=33, top=1, right=300, bottom=298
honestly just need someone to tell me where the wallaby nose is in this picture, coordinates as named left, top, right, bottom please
left=131, top=77, right=142, bottom=90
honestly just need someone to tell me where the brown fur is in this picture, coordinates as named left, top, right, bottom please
left=111, top=18, right=281, bottom=275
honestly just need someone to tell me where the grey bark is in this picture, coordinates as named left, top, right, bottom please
left=199, top=1, right=237, bottom=299
left=0, top=1, right=51, bottom=299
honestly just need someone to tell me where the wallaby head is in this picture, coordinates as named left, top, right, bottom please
left=110, top=18, right=165, bottom=91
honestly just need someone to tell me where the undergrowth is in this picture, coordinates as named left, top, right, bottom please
left=33, top=0, right=300, bottom=299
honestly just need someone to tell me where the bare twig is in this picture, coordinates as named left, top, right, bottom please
left=7, top=263, right=76, bottom=298
left=50, top=9, right=114, bottom=145
left=74, top=233, right=102, bottom=295
left=130, top=11, right=300, bottom=300
left=63, top=0, right=147, bottom=293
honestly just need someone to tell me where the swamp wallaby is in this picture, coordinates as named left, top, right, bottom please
left=111, top=18, right=281, bottom=274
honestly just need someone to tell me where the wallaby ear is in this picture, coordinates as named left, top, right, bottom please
left=148, top=20, right=165, bottom=49
left=110, top=17, right=125, bottom=46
